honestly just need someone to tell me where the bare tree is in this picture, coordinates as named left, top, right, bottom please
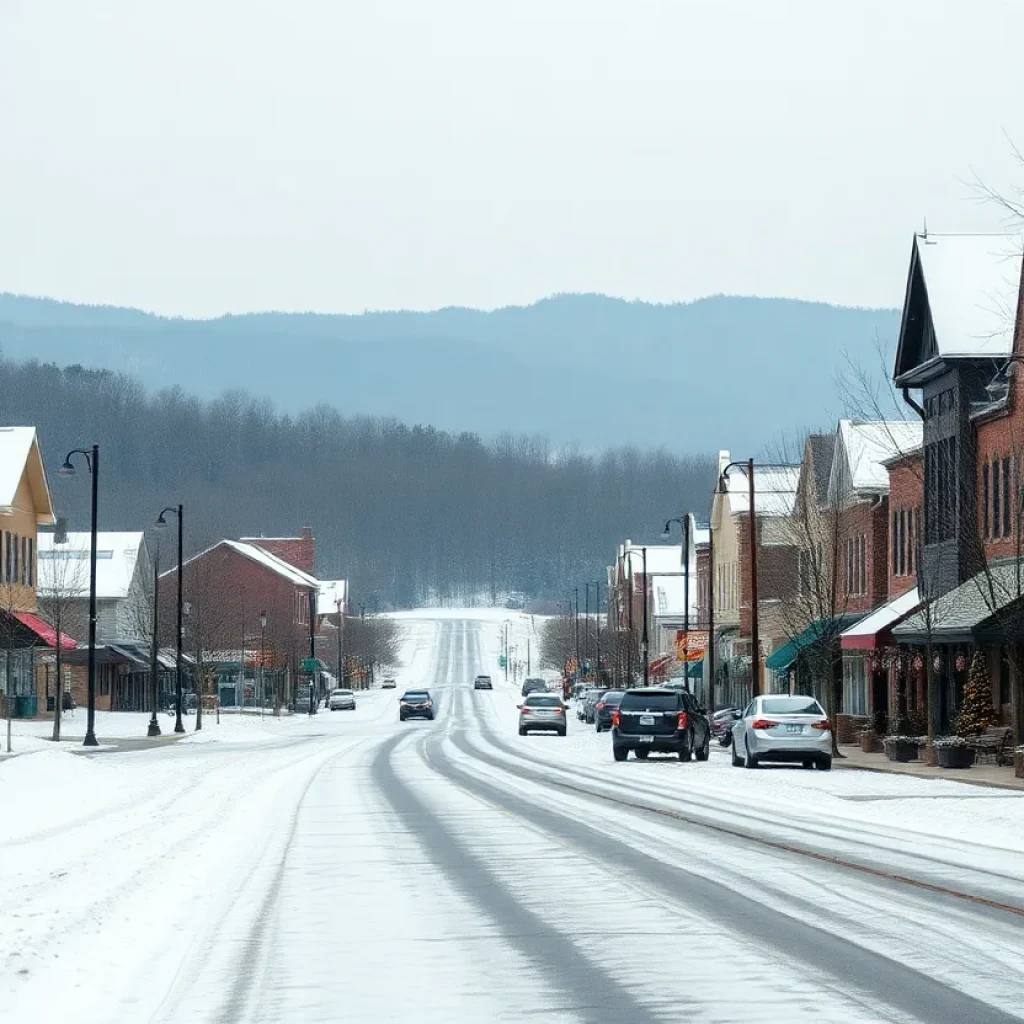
left=36, top=538, right=90, bottom=741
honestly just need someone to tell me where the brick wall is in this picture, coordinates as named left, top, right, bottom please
left=887, top=452, right=923, bottom=599
left=242, top=526, right=315, bottom=575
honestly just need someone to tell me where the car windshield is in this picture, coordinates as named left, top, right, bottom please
left=402, top=693, right=430, bottom=703
left=619, top=692, right=679, bottom=711
left=761, top=697, right=824, bottom=716
left=525, top=695, right=561, bottom=707
left=332, top=690, right=352, bottom=697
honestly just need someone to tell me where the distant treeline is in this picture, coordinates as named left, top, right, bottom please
left=0, top=356, right=713, bottom=606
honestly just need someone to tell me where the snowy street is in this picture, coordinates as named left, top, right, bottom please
left=3, top=613, right=1024, bottom=1023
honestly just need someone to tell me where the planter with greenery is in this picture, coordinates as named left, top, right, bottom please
left=885, top=706, right=922, bottom=762
left=933, top=651, right=995, bottom=770
left=933, top=736, right=976, bottom=769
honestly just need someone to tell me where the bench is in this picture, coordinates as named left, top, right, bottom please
left=970, top=726, right=1013, bottom=766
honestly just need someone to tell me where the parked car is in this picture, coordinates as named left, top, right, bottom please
left=576, top=687, right=597, bottom=720
left=328, top=688, right=356, bottom=711
left=517, top=693, right=567, bottom=736
left=594, top=690, right=625, bottom=732
left=382, top=678, right=397, bottom=689
left=399, top=690, right=435, bottom=721
left=712, top=707, right=742, bottom=745
left=731, top=694, right=832, bottom=770
left=583, top=687, right=610, bottom=724
left=611, top=687, right=711, bottom=762
left=521, top=677, right=548, bottom=697
left=474, top=675, right=493, bottom=690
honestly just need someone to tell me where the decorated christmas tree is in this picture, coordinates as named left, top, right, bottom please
left=954, top=650, right=995, bottom=737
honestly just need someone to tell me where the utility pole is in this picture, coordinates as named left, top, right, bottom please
left=584, top=583, right=590, bottom=680
left=308, top=589, right=316, bottom=715
left=527, top=637, right=531, bottom=675
left=641, top=547, right=649, bottom=687
left=707, top=525, right=716, bottom=711
left=627, top=554, right=635, bottom=687
left=574, top=587, right=580, bottom=689
left=747, top=458, right=762, bottom=698
left=593, top=581, right=602, bottom=686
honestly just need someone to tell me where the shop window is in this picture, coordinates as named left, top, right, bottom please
left=842, top=656, right=868, bottom=715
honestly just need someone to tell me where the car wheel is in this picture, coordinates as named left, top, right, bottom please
left=595, top=722, right=602, bottom=733
left=743, top=740, right=759, bottom=769
left=518, top=726, right=526, bottom=736
left=558, top=729, right=566, bottom=737
left=731, top=740, right=743, bottom=767
left=634, top=747, right=649, bottom=759
left=802, top=759, right=813, bottom=770
left=816, top=756, right=832, bottom=772
left=678, top=742, right=693, bottom=762
left=613, top=745, right=629, bottom=762
left=695, top=733, right=710, bottom=762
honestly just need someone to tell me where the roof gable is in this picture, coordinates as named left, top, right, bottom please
left=894, top=233, right=1022, bottom=380
left=165, top=538, right=318, bottom=588
left=0, top=426, right=55, bottom=524
left=828, top=420, right=924, bottom=503
left=38, top=531, right=147, bottom=600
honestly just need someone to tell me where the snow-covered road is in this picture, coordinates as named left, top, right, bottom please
left=3, top=613, right=1023, bottom=1023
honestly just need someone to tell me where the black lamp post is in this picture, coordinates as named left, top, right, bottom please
left=155, top=504, right=185, bottom=733
left=58, top=445, right=100, bottom=747
left=259, top=609, right=267, bottom=719
left=590, top=581, right=602, bottom=685
left=147, top=539, right=161, bottom=737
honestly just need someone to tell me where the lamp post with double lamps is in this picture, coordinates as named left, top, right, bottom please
left=57, top=445, right=100, bottom=747
left=155, top=505, right=185, bottom=733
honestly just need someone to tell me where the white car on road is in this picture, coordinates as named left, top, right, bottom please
left=328, top=688, right=356, bottom=711
left=731, top=694, right=832, bottom=770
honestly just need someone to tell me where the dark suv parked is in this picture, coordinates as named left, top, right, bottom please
left=611, top=688, right=711, bottom=762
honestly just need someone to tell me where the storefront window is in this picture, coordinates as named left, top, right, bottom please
left=842, top=655, right=868, bottom=715
left=0, top=649, right=36, bottom=696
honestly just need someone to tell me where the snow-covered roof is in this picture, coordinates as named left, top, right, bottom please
left=832, top=420, right=923, bottom=497
left=724, top=464, right=799, bottom=517
left=165, top=539, right=319, bottom=588
left=38, top=531, right=146, bottom=600
left=0, top=426, right=55, bottom=523
left=318, top=579, right=348, bottom=610
left=622, top=544, right=683, bottom=575
left=916, top=233, right=1021, bottom=357
left=651, top=574, right=699, bottom=619
left=840, top=588, right=920, bottom=645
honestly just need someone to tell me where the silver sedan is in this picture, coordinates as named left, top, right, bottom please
left=517, top=693, right=567, bottom=736
left=328, top=688, right=356, bottom=711
left=730, top=694, right=832, bottom=770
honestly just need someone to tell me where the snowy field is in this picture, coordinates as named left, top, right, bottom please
left=1, top=611, right=1022, bottom=1023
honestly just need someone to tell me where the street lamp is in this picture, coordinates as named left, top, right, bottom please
left=155, top=504, right=185, bottom=733
left=620, top=546, right=649, bottom=687
left=589, top=581, right=602, bottom=686
left=58, top=445, right=100, bottom=747
left=663, top=513, right=713, bottom=706
left=147, top=538, right=161, bottom=737
left=259, top=609, right=267, bottom=720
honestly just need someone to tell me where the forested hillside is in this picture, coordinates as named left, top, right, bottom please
left=0, top=291, right=899, bottom=453
left=0, top=356, right=712, bottom=606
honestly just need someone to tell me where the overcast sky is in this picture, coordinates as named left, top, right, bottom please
left=2, top=0, right=1023, bottom=318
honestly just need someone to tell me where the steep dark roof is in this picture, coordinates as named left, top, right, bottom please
left=807, top=433, right=835, bottom=506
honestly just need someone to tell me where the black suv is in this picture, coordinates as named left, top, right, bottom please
left=611, top=688, right=711, bottom=762
left=399, top=690, right=434, bottom=721
left=474, top=675, right=493, bottom=690
left=521, top=678, right=548, bottom=697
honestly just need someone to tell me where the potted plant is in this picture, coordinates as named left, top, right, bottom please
left=933, top=735, right=976, bottom=769
left=884, top=707, right=921, bottom=762
left=934, top=651, right=994, bottom=770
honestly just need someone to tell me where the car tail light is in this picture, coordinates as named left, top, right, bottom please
left=811, top=719, right=831, bottom=731
left=553, top=707, right=564, bottom=715
left=751, top=718, right=778, bottom=730
left=677, top=711, right=689, bottom=730
left=521, top=707, right=532, bottom=715
left=612, top=710, right=620, bottom=728
left=595, top=702, right=606, bottom=711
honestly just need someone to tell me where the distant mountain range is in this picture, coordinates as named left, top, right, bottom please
left=0, top=292, right=899, bottom=453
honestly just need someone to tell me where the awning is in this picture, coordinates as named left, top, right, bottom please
left=685, top=660, right=703, bottom=679
left=765, top=615, right=863, bottom=672
left=840, top=588, right=920, bottom=650
left=12, top=612, right=77, bottom=649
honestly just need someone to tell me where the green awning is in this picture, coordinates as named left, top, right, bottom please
left=765, top=615, right=862, bottom=672
left=685, top=660, right=703, bottom=679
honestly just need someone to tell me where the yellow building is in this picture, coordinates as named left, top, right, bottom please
left=0, top=427, right=57, bottom=717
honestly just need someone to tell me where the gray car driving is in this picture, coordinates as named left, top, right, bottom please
left=518, top=693, right=567, bottom=736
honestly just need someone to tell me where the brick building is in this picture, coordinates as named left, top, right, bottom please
left=160, top=535, right=320, bottom=709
